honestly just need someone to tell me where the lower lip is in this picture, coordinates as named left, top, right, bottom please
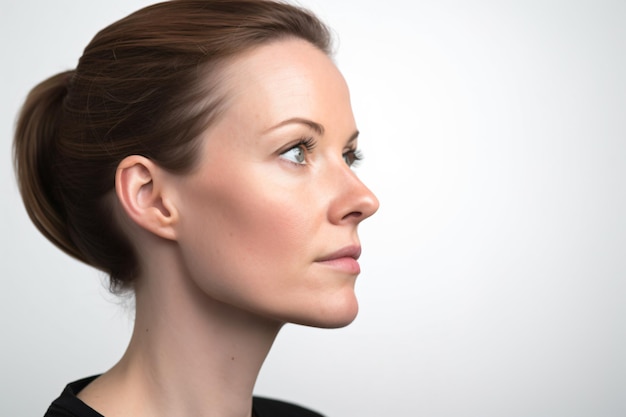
left=316, top=257, right=361, bottom=274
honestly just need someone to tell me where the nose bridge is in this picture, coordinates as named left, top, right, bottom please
left=326, top=161, right=379, bottom=224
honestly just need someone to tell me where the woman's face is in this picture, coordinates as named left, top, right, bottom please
left=171, top=38, right=379, bottom=328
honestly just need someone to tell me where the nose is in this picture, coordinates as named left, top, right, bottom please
left=328, top=165, right=379, bottom=225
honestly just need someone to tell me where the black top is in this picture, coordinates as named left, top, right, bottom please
left=44, top=376, right=324, bottom=417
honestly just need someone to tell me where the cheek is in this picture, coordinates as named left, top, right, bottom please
left=173, top=166, right=359, bottom=327
left=176, top=169, right=320, bottom=295
left=222, top=192, right=312, bottom=266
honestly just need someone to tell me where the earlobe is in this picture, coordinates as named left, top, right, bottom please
left=115, top=155, right=178, bottom=241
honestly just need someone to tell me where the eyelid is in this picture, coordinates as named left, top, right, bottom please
left=278, top=136, right=317, bottom=165
left=278, top=136, right=316, bottom=154
left=343, top=147, right=364, bottom=167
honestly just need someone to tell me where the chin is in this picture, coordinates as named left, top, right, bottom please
left=289, top=292, right=360, bottom=329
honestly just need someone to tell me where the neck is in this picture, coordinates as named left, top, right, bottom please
left=79, top=250, right=283, bottom=417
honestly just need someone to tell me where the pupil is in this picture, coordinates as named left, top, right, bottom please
left=296, top=147, right=304, bottom=163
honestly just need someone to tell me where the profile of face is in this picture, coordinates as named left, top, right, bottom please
left=169, top=38, right=379, bottom=328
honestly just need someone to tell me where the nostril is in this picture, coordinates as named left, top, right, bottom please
left=342, top=210, right=363, bottom=221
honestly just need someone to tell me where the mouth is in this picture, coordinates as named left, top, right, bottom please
left=315, top=245, right=362, bottom=274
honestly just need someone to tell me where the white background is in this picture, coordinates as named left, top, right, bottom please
left=2, top=1, right=625, bottom=416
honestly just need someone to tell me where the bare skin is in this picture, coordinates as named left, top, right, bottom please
left=78, top=38, right=378, bottom=417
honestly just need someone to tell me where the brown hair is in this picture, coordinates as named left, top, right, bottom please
left=13, top=0, right=331, bottom=291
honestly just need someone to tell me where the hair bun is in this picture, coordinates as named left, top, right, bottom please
left=13, top=70, right=85, bottom=263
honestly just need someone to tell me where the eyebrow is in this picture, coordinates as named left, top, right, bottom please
left=264, top=117, right=325, bottom=135
left=264, top=117, right=360, bottom=143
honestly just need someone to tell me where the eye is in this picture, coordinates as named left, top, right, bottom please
left=280, top=145, right=306, bottom=164
left=343, top=148, right=363, bottom=167
left=279, top=137, right=316, bottom=165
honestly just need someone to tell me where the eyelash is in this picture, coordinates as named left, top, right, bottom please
left=344, top=148, right=363, bottom=167
left=298, top=137, right=317, bottom=152
left=279, top=136, right=364, bottom=168
left=286, top=137, right=316, bottom=165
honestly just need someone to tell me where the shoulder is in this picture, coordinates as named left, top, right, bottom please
left=253, top=396, right=325, bottom=417
left=43, top=376, right=103, bottom=417
left=43, top=378, right=325, bottom=417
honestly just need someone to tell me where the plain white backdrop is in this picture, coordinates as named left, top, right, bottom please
left=2, top=1, right=625, bottom=416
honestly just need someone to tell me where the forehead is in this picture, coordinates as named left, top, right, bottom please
left=217, top=38, right=352, bottom=128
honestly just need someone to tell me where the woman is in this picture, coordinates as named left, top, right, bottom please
left=14, top=1, right=379, bottom=416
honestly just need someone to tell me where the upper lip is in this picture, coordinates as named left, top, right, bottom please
left=316, top=245, right=361, bottom=262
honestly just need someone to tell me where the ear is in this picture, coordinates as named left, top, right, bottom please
left=115, top=155, right=179, bottom=241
